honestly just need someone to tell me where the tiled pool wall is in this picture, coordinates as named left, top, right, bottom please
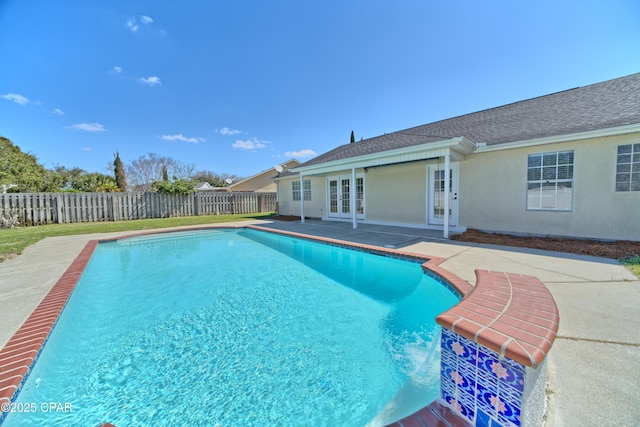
left=0, top=226, right=559, bottom=427
left=440, top=329, right=547, bottom=427
left=429, top=270, right=559, bottom=427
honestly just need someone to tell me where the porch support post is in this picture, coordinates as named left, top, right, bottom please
left=299, top=174, right=305, bottom=223
left=443, top=150, right=451, bottom=239
left=351, top=167, right=357, bottom=229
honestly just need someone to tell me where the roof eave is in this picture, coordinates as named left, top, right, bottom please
left=292, top=136, right=476, bottom=175
left=475, top=123, right=640, bottom=153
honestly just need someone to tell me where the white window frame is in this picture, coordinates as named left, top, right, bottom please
left=292, top=179, right=311, bottom=201
left=615, top=143, right=640, bottom=192
left=526, top=150, right=574, bottom=211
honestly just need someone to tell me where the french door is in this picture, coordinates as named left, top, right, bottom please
left=327, top=175, right=365, bottom=219
left=427, top=163, right=459, bottom=226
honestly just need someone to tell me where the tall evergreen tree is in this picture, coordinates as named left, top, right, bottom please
left=113, top=152, right=127, bottom=192
left=350, top=130, right=355, bottom=144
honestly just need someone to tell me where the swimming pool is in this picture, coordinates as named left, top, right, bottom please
left=3, top=228, right=459, bottom=426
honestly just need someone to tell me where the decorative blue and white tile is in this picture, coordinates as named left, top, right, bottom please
left=476, top=381, right=522, bottom=427
left=442, top=390, right=474, bottom=424
left=441, top=343, right=457, bottom=366
left=475, top=379, right=498, bottom=415
left=476, top=350, right=525, bottom=397
left=441, top=328, right=477, bottom=364
left=440, top=361, right=457, bottom=395
left=476, top=408, right=505, bottom=427
left=495, top=397, right=521, bottom=427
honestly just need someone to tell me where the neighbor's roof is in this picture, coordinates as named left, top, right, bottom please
left=229, top=158, right=301, bottom=187
left=300, top=72, right=640, bottom=168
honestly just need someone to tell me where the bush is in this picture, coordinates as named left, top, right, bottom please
left=0, top=210, right=20, bottom=229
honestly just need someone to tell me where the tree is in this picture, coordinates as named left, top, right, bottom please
left=152, top=177, right=195, bottom=195
left=73, top=172, right=117, bottom=192
left=350, top=130, right=355, bottom=144
left=0, top=136, right=48, bottom=192
left=162, top=165, right=169, bottom=182
left=126, top=153, right=195, bottom=191
left=192, top=170, right=244, bottom=187
left=49, top=165, right=85, bottom=191
left=113, top=152, right=127, bottom=192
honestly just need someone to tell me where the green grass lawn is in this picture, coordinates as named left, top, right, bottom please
left=620, top=255, right=640, bottom=277
left=0, top=212, right=274, bottom=261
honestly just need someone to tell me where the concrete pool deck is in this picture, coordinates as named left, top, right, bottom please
left=1, top=219, right=639, bottom=426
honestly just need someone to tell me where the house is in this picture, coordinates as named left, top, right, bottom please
left=194, top=182, right=215, bottom=191
left=228, top=159, right=301, bottom=192
left=274, top=73, right=640, bottom=241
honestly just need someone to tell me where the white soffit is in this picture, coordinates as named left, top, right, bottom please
left=293, top=137, right=476, bottom=175
left=475, top=123, right=640, bottom=153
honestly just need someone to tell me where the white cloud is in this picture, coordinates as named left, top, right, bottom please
left=126, top=18, right=139, bottom=32
left=159, top=134, right=206, bottom=144
left=284, top=149, right=317, bottom=158
left=217, top=127, right=242, bottom=135
left=112, top=66, right=123, bottom=73
left=138, top=76, right=161, bottom=86
left=127, top=15, right=155, bottom=33
left=232, top=138, right=270, bottom=150
left=67, top=123, right=107, bottom=132
left=82, top=147, right=92, bottom=151
left=51, top=108, right=64, bottom=115
left=1, top=93, right=29, bottom=106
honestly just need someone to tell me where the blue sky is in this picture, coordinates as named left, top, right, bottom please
left=1, top=1, right=639, bottom=178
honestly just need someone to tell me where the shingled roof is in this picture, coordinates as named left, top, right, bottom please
left=299, top=73, right=640, bottom=168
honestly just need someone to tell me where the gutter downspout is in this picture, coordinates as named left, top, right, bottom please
left=299, top=174, right=305, bottom=224
left=443, top=150, right=450, bottom=239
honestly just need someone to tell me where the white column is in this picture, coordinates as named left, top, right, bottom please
left=299, top=175, right=305, bottom=223
left=275, top=180, right=280, bottom=215
left=443, top=150, right=450, bottom=239
left=351, top=168, right=357, bottom=229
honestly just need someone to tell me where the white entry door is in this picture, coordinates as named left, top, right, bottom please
left=427, top=163, right=459, bottom=226
left=327, top=175, right=365, bottom=219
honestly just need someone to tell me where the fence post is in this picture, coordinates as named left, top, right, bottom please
left=55, top=194, right=63, bottom=223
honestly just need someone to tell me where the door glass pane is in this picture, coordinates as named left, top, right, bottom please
left=341, top=179, right=350, bottom=214
left=329, top=180, right=338, bottom=213
left=356, top=177, right=364, bottom=214
left=433, top=170, right=452, bottom=218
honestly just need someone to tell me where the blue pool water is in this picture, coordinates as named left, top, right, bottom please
left=4, top=228, right=458, bottom=426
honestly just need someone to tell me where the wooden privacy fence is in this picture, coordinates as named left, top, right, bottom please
left=0, top=192, right=276, bottom=225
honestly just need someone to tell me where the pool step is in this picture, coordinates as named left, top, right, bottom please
left=387, top=400, right=472, bottom=427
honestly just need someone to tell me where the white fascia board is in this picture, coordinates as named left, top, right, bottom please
left=292, top=136, right=476, bottom=175
left=475, top=123, right=640, bottom=153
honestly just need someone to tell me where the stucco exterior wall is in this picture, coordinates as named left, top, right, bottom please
left=276, top=176, right=326, bottom=218
left=365, top=161, right=430, bottom=225
left=460, top=133, right=640, bottom=241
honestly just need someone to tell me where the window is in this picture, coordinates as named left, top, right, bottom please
left=292, top=179, right=311, bottom=201
left=527, top=150, right=574, bottom=210
left=616, top=144, right=640, bottom=192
